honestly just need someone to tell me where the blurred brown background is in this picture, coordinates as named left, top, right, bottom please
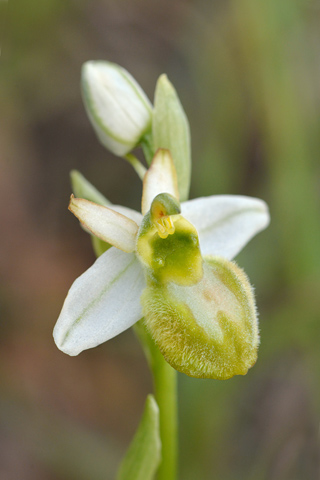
left=1, top=0, right=320, bottom=479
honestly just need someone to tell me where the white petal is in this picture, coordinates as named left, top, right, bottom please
left=53, top=248, right=145, bottom=355
left=141, top=149, right=179, bottom=215
left=182, top=195, right=270, bottom=259
left=110, top=204, right=143, bottom=225
left=69, top=196, right=139, bottom=252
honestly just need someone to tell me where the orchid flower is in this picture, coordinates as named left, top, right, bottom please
left=53, top=149, right=269, bottom=379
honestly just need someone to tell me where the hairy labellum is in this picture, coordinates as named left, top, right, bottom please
left=142, top=257, right=258, bottom=379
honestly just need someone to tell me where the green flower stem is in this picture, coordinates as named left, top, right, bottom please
left=153, top=351, right=178, bottom=480
left=134, top=321, right=178, bottom=480
left=124, top=153, right=147, bottom=180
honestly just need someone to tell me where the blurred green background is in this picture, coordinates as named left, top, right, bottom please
left=1, top=0, right=320, bottom=478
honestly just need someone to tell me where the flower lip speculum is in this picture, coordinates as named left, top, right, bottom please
left=136, top=192, right=203, bottom=286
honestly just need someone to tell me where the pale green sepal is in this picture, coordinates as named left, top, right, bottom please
left=70, top=170, right=142, bottom=253
left=153, top=75, right=191, bottom=201
left=70, top=170, right=112, bottom=252
left=70, top=170, right=110, bottom=206
left=116, top=395, right=161, bottom=480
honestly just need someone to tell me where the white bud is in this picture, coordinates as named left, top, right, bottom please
left=82, top=61, right=152, bottom=156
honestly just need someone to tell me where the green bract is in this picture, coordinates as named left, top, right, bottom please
left=116, top=395, right=161, bottom=480
left=153, top=75, right=191, bottom=201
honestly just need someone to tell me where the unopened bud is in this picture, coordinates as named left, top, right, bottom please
left=82, top=61, right=152, bottom=156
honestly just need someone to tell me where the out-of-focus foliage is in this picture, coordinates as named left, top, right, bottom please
left=1, top=0, right=320, bottom=479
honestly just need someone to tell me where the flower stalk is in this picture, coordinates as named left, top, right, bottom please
left=124, top=153, right=147, bottom=180
left=153, top=351, right=178, bottom=480
left=134, top=320, right=178, bottom=480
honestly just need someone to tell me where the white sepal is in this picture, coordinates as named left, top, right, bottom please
left=182, top=195, right=270, bottom=259
left=82, top=61, right=152, bottom=156
left=110, top=205, right=143, bottom=226
left=53, top=248, right=145, bottom=356
left=69, top=195, right=139, bottom=253
left=141, top=149, right=179, bottom=215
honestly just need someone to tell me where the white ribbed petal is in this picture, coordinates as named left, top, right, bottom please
left=141, top=149, right=179, bottom=215
left=69, top=196, right=139, bottom=253
left=110, top=205, right=143, bottom=225
left=82, top=61, right=152, bottom=156
left=53, top=248, right=145, bottom=356
left=182, top=195, right=270, bottom=259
